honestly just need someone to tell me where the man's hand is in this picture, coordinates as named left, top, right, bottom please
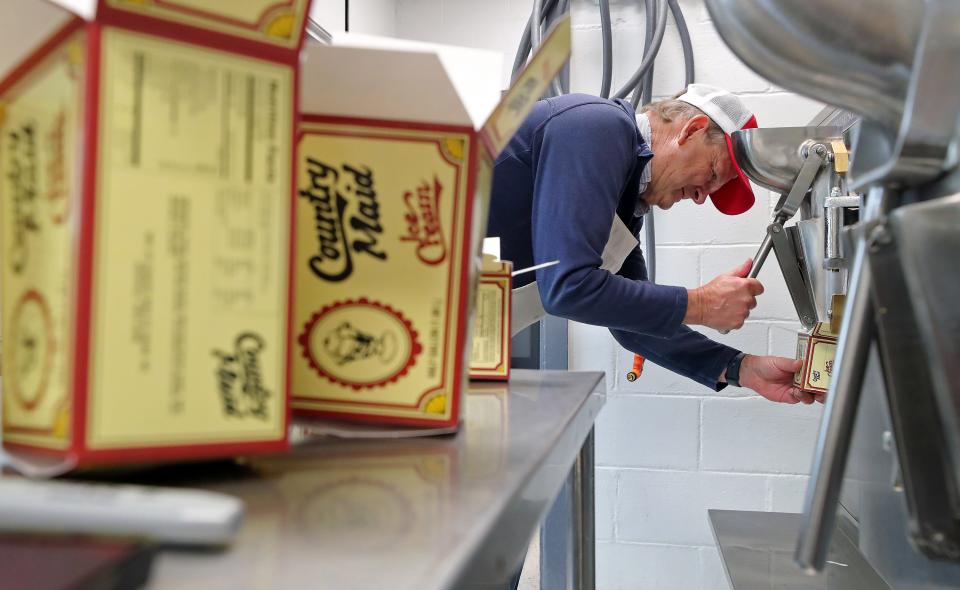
left=737, top=354, right=821, bottom=404
left=684, top=259, right=764, bottom=331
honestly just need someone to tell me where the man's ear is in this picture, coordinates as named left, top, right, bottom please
left=677, top=114, right=710, bottom=145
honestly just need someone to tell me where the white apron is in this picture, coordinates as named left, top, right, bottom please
left=510, top=215, right=638, bottom=336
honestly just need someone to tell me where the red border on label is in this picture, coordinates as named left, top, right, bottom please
left=72, top=21, right=104, bottom=459
left=96, top=1, right=302, bottom=64
left=67, top=22, right=292, bottom=464
left=150, top=0, right=296, bottom=32
left=292, top=115, right=476, bottom=428
left=3, top=12, right=300, bottom=465
left=0, top=18, right=85, bottom=96
left=0, top=22, right=87, bottom=440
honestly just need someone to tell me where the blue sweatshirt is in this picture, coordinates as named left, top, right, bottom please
left=488, top=94, right=740, bottom=390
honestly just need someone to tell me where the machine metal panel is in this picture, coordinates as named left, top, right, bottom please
left=889, top=195, right=960, bottom=485
left=710, top=510, right=892, bottom=590
left=841, top=353, right=960, bottom=588
left=703, top=0, right=918, bottom=131
left=732, top=127, right=842, bottom=193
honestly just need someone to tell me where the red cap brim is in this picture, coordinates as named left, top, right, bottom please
left=709, top=135, right=755, bottom=215
left=710, top=116, right=759, bottom=216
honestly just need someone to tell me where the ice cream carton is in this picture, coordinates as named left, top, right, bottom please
left=0, top=0, right=313, bottom=469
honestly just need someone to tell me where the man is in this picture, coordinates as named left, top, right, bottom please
left=489, top=84, right=816, bottom=404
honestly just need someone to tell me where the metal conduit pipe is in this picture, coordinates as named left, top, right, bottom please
left=543, top=0, right=568, bottom=97
left=631, top=0, right=660, bottom=283
left=630, top=0, right=657, bottom=107
left=599, top=0, right=614, bottom=98
left=613, top=0, right=668, bottom=99
left=531, top=0, right=544, bottom=48
left=670, top=0, right=695, bottom=86
left=511, top=0, right=696, bottom=287
left=511, top=0, right=560, bottom=80
left=641, top=0, right=695, bottom=284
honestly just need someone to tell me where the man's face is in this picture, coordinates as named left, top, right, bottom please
left=643, top=115, right=738, bottom=210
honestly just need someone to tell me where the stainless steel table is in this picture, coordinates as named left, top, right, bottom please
left=142, top=370, right=604, bottom=590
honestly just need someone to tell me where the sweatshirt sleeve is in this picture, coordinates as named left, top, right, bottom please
left=614, top=234, right=741, bottom=390
left=530, top=104, right=689, bottom=338
left=611, top=327, right=741, bottom=391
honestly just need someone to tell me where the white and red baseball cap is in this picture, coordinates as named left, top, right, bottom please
left=677, top=84, right=758, bottom=215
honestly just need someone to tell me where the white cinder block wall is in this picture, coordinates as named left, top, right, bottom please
left=311, top=0, right=399, bottom=36
left=390, top=1, right=828, bottom=588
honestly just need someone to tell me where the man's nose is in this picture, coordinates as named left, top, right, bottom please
left=693, top=188, right=707, bottom=204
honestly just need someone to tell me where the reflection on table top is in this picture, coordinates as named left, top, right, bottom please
left=709, top=510, right=891, bottom=590
left=140, top=370, right=604, bottom=590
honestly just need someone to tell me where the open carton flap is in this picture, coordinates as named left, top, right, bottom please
left=480, top=14, right=571, bottom=157
left=300, top=32, right=502, bottom=129
left=46, top=0, right=96, bottom=21
left=46, top=0, right=312, bottom=54
left=0, top=1, right=75, bottom=82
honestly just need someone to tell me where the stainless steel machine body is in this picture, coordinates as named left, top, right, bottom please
left=704, top=0, right=960, bottom=587
left=730, top=126, right=856, bottom=330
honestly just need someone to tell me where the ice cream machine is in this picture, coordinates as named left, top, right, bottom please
left=730, top=125, right=859, bottom=333
left=706, top=0, right=960, bottom=586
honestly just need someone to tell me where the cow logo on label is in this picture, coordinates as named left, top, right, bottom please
left=298, top=299, right=422, bottom=389
left=9, top=290, right=54, bottom=411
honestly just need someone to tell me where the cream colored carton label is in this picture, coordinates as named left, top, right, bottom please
left=106, top=0, right=312, bottom=49
left=470, top=279, right=505, bottom=369
left=812, top=322, right=838, bottom=339
left=293, top=121, right=472, bottom=421
left=0, top=32, right=85, bottom=449
left=803, top=340, right=836, bottom=393
left=87, top=29, right=290, bottom=447
left=793, top=332, right=809, bottom=388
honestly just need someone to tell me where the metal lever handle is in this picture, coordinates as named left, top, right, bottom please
left=794, top=188, right=886, bottom=573
left=718, top=236, right=771, bottom=335
left=717, top=148, right=826, bottom=335
left=747, top=233, right=773, bottom=280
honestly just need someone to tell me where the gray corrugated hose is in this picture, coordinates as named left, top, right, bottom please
left=599, top=0, right=613, bottom=98
left=613, top=0, right=667, bottom=99
left=510, top=0, right=698, bottom=284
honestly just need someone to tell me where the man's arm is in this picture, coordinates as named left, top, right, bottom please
left=613, top=245, right=738, bottom=389
left=615, top=246, right=816, bottom=402
left=611, top=326, right=740, bottom=390
left=530, top=103, right=689, bottom=338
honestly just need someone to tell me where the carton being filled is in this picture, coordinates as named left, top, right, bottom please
left=794, top=322, right=838, bottom=396
left=292, top=20, right=570, bottom=428
left=0, top=0, right=312, bottom=469
left=469, top=254, right=512, bottom=382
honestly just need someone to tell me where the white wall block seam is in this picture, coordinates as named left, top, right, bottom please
left=698, top=398, right=704, bottom=468
left=611, top=466, right=774, bottom=477
left=604, top=392, right=761, bottom=401
left=605, top=540, right=723, bottom=550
